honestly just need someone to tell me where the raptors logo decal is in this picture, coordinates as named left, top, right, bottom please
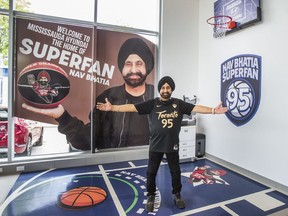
left=221, top=54, right=262, bottom=126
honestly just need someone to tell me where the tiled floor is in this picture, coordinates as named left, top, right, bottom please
left=0, top=158, right=288, bottom=216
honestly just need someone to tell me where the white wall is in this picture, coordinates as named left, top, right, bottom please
left=160, top=0, right=199, bottom=100
left=161, top=0, right=288, bottom=187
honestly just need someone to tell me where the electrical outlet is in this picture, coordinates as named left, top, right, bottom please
left=16, top=166, right=25, bottom=171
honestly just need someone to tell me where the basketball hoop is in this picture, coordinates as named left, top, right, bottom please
left=207, top=15, right=236, bottom=38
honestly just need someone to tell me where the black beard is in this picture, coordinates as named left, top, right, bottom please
left=39, top=81, right=48, bottom=86
left=160, top=92, right=171, bottom=99
left=123, top=72, right=147, bottom=87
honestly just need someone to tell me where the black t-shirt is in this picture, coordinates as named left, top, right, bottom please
left=123, top=92, right=150, bottom=147
left=135, top=98, right=195, bottom=153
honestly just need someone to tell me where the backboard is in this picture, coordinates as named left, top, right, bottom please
left=213, top=0, right=261, bottom=35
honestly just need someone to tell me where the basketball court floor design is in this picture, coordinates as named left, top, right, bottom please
left=1, top=158, right=288, bottom=216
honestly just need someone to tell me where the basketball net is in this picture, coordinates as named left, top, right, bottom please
left=207, top=15, right=236, bottom=39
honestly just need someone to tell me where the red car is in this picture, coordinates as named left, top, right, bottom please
left=0, top=107, right=44, bottom=156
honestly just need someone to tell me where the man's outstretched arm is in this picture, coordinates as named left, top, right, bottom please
left=96, top=98, right=138, bottom=112
left=192, top=102, right=228, bottom=114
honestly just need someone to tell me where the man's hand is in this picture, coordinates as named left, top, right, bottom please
left=22, top=103, right=65, bottom=119
left=96, top=98, right=112, bottom=111
left=214, top=102, right=228, bottom=114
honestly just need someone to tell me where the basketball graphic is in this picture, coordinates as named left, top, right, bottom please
left=57, top=186, right=107, bottom=209
left=225, top=80, right=254, bottom=118
left=17, top=61, right=70, bottom=108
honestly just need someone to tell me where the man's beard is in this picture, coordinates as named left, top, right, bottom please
left=39, top=81, right=48, bottom=86
left=123, top=72, right=147, bottom=87
left=160, top=92, right=171, bottom=99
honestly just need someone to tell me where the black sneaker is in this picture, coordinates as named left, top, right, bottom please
left=145, top=195, right=155, bottom=212
left=174, top=193, right=185, bottom=209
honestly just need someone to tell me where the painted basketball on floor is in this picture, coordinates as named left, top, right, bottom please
left=17, top=61, right=70, bottom=108
left=57, top=186, right=107, bottom=209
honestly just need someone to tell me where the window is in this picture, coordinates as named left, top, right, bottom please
left=97, top=0, right=160, bottom=31
left=1, top=0, right=160, bottom=162
left=0, top=0, right=9, bottom=10
left=0, top=14, right=8, bottom=67
left=17, top=0, right=95, bottom=21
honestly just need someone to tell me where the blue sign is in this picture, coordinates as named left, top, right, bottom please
left=0, top=67, right=8, bottom=77
left=221, top=54, right=262, bottom=126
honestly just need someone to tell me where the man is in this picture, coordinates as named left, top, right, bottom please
left=28, top=71, right=60, bottom=104
left=96, top=76, right=228, bottom=212
left=22, top=37, right=155, bottom=150
left=94, top=37, right=154, bottom=149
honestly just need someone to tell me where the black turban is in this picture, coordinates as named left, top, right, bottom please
left=117, top=38, right=154, bottom=75
left=158, top=76, right=175, bottom=92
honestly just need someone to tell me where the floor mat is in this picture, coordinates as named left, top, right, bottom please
left=1, top=159, right=287, bottom=216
